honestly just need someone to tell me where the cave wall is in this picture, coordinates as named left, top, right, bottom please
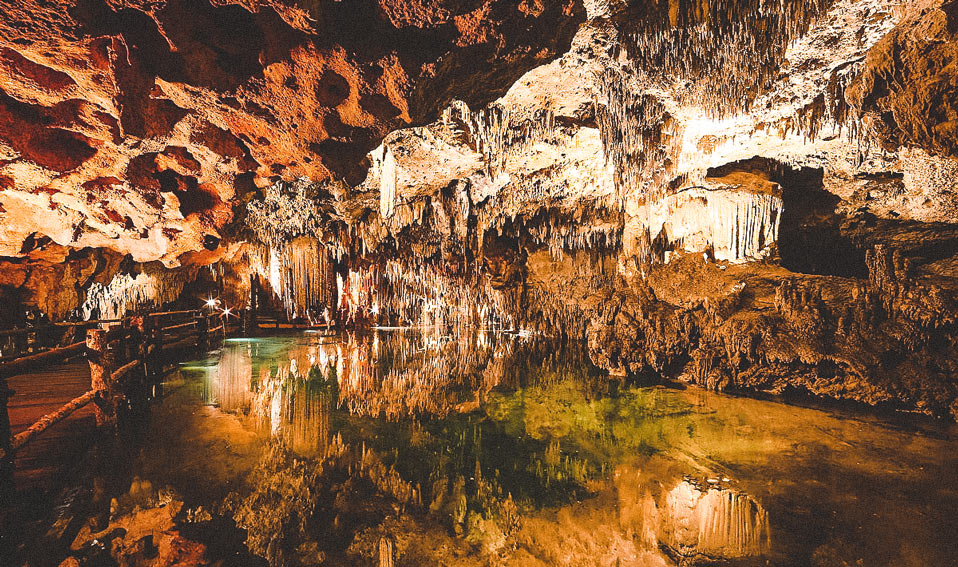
left=2, top=0, right=958, bottom=416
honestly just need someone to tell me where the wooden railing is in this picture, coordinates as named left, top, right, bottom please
left=0, top=309, right=230, bottom=488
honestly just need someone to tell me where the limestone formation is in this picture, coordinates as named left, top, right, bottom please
left=2, top=0, right=958, bottom=417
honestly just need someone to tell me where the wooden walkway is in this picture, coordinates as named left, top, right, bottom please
left=6, top=360, right=95, bottom=489
left=0, top=310, right=247, bottom=494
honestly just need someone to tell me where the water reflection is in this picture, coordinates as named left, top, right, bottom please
left=662, top=479, right=770, bottom=561
left=183, top=331, right=958, bottom=567
left=207, top=329, right=558, bottom=427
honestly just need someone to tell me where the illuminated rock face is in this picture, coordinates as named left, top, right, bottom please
left=3, top=0, right=958, bottom=416
left=81, top=264, right=193, bottom=320
left=630, top=183, right=783, bottom=263
left=0, top=0, right=583, bottom=265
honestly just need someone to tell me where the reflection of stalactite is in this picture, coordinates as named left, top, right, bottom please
left=211, top=345, right=254, bottom=412
left=378, top=537, right=394, bottom=567
left=210, top=333, right=588, bottom=437
left=333, top=329, right=520, bottom=419
left=215, top=340, right=338, bottom=456
left=663, top=480, right=771, bottom=560
left=284, top=387, right=331, bottom=457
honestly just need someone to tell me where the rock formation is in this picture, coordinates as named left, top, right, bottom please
left=3, top=0, right=958, bottom=417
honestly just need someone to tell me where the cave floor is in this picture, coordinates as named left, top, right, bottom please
left=5, top=360, right=98, bottom=491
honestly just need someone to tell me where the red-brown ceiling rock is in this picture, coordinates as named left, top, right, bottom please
left=0, top=0, right=584, bottom=265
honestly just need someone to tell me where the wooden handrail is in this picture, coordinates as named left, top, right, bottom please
left=148, top=309, right=199, bottom=318
left=0, top=341, right=86, bottom=377
left=111, top=359, right=141, bottom=382
left=1, top=306, right=231, bottom=486
left=0, top=309, right=209, bottom=338
left=0, top=319, right=122, bottom=337
left=10, top=391, right=95, bottom=452
left=161, top=321, right=197, bottom=333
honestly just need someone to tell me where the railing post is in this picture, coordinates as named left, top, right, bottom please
left=127, top=317, right=147, bottom=416
left=86, top=329, right=115, bottom=427
left=197, top=312, right=209, bottom=351
left=144, top=315, right=163, bottom=398
left=120, top=318, right=132, bottom=363
left=141, top=315, right=153, bottom=383
left=153, top=318, right=164, bottom=382
left=0, top=373, right=14, bottom=492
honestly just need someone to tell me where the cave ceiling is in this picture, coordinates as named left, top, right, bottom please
left=0, top=0, right=583, bottom=264
left=0, top=0, right=957, bottom=311
left=3, top=0, right=958, bottom=417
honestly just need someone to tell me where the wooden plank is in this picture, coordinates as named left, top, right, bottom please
left=3, top=307, right=208, bottom=489
left=5, top=360, right=97, bottom=490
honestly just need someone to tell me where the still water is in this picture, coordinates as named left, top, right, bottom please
left=145, top=330, right=958, bottom=566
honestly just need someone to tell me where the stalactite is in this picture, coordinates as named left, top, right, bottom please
left=379, top=259, right=514, bottom=330
left=81, top=267, right=189, bottom=320
left=595, top=69, right=679, bottom=207
left=282, top=237, right=332, bottom=319
left=257, top=237, right=334, bottom=319
left=619, top=0, right=834, bottom=116
left=635, top=186, right=783, bottom=263
left=526, top=215, right=623, bottom=261
left=246, top=178, right=334, bottom=247
left=443, top=100, right=557, bottom=177
left=380, top=146, right=397, bottom=219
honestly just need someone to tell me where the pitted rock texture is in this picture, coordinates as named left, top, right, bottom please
left=848, top=0, right=958, bottom=156
left=0, top=0, right=583, bottom=264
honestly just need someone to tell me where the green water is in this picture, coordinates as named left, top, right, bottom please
left=157, top=330, right=958, bottom=566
